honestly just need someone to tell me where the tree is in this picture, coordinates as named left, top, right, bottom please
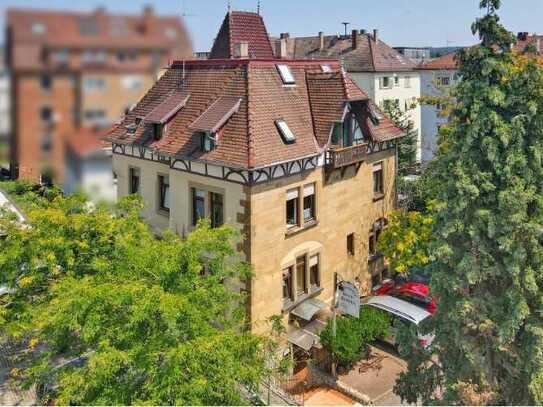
left=394, top=1, right=543, bottom=404
left=0, top=186, right=268, bottom=405
left=382, top=99, right=418, bottom=174
left=377, top=209, right=433, bottom=275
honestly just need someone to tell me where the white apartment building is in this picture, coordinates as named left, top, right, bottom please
left=418, top=53, right=459, bottom=164
left=276, top=29, right=422, bottom=162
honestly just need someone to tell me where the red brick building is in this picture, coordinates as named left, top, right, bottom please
left=6, top=6, right=192, bottom=182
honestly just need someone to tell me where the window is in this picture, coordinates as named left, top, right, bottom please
left=404, top=76, right=411, bottom=88
left=210, top=192, right=224, bottom=228
left=200, top=132, right=217, bottom=152
left=31, top=22, right=46, bottom=35
left=82, top=50, right=107, bottom=64
left=192, top=188, right=206, bottom=226
left=286, top=188, right=299, bottom=227
left=303, top=183, right=316, bottom=222
left=379, top=76, right=392, bottom=89
left=296, top=256, right=307, bottom=296
left=121, top=75, right=144, bottom=91
left=84, top=109, right=107, bottom=126
left=129, top=168, right=140, bottom=194
left=40, top=106, right=52, bottom=123
left=394, top=76, right=400, bottom=87
left=277, top=64, right=295, bottom=85
left=373, top=162, right=384, bottom=197
left=55, top=49, right=69, bottom=63
left=83, top=77, right=106, bottom=92
left=40, top=75, right=52, bottom=91
left=369, top=218, right=387, bottom=258
left=347, top=233, right=355, bottom=256
left=283, top=267, right=294, bottom=302
left=153, top=123, right=163, bottom=141
left=340, top=112, right=364, bottom=147
left=276, top=120, right=296, bottom=143
left=436, top=75, right=451, bottom=87
left=41, top=133, right=53, bottom=153
left=158, top=175, right=170, bottom=212
left=309, top=255, right=320, bottom=288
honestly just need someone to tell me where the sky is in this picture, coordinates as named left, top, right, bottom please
left=1, top=0, right=543, bottom=52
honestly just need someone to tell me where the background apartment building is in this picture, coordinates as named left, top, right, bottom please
left=274, top=29, right=422, bottom=162
left=5, top=6, right=192, bottom=195
left=0, top=46, right=9, bottom=169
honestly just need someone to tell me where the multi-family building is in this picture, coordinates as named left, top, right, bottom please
left=107, top=11, right=404, bottom=349
left=5, top=6, right=192, bottom=186
left=274, top=29, right=421, bottom=162
left=0, top=46, right=9, bottom=151
left=418, top=52, right=459, bottom=164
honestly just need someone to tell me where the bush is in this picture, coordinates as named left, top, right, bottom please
left=320, top=307, right=390, bottom=367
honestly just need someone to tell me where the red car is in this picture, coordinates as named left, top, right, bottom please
left=373, top=279, right=437, bottom=315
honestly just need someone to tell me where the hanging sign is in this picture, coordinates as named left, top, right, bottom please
left=337, top=281, right=360, bottom=318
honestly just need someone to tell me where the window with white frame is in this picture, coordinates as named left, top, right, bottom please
left=394, top=76, right=400, bottom=87
left=379, top=76, right=392, bottom=89
left=277, top=64, right=295, bottom=85
left=121, top=75, right=144, bottom=91
left=276, top=119, right=296, bottom=143
left=436, top=75, right=451, bottom=87
left=404, top=76, right=411, bottom=88
left=303, top=183, right=316, bottom=223
left=286, top=188, right=299, bottom=227
left=84, top=77, right=106, bottom=92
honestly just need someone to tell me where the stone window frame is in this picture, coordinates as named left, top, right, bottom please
left=188, top=181, right=226, bottom=229
left=285, top=183, right=319, bottom=235
left=281, top=247, right=322, bottom=310
left=128, top=166, right=141, bottom=195
left=156, top=172, right=170, bottom=216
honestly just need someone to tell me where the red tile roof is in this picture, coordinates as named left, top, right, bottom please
left=7, top=7, right=192, bottom=71
left=275, top=33, right=416, bottom=72
left=209, top=11, right=274, bottom=59
left=107, top=59, right=403, bottom=170
left=419, top=52, right=458, bottom=70
left=145, top=89, right=190, bottom=124
left=189, top=96, right=242, bottom=133
left=66, top=127, right=111, bottom=157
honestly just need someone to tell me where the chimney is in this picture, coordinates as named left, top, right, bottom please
left=275, top=38, right=287, bottom=59
left=234, top=42, right=249, bottom=58
left=352, top=29, right=358, bottom=49
left=373, top=29, right=379, bottom=42
left=94, top=6, right=106, bottom=17
left=319, top=31, right=324, bottom=51
left=143, top=5, right=155, bottom=33
left=280, top=32, right=290, bottom=39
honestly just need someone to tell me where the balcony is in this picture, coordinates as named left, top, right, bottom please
left=326, top=143, right=368, bottom=170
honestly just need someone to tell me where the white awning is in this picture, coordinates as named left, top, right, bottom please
left=291, top=298, right=327, bottom=321
left=287, top=319, right=326, bottom=351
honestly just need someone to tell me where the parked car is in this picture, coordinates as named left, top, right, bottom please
left=362, top=295, right=434, bottom=348
left=372, top=267, right=436, bottom=315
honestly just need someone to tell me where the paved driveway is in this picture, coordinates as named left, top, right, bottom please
left=338, top=344, right=407, bottom=405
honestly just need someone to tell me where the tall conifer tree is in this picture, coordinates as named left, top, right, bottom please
left=395, top=1, right=543, bottom=404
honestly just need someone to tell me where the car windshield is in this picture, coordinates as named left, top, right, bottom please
left=395, top=293, right=431, bottom=308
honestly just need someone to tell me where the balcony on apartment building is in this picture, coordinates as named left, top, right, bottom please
left=326, top=142, right=368, bottom=170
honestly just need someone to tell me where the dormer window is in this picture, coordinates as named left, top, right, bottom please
left=276, top=120, right=296, bottom=143
left=152, top=123, right=163, bottom=141
left=277, top=64, right=295, bottom=85
left=199, top=132, right=217, bottom=152
left=331, top=110, right=364, bottom=147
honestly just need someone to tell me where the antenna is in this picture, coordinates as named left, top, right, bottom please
left=257, top=0, right=261, bottom=14
left=227, top=0, right=231, bottom=12
left=181, top=0, right=197, bottom=17
left=342, top=22, right=350, bottom=37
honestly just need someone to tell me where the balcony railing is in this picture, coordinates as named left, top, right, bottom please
left=327, top=143, right=368, bottom=170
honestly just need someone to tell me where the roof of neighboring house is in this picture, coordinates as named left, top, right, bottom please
left=6, top=7, right=192, bottom=71
left=209, top=11, right=274, bottom=59
left=66, top=127, right=111, bottom=158
left=418, top=52, right=458, bottom=70
left=515, top=33, right=543, bottom=54
left=274, top=32, right=416, bottom=72
left=106, top=59, right=403, bottom=170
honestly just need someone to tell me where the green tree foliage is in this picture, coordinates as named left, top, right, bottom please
left=395, top=1, right=543, bottom=404
left=382, top=99, right=418, bottom=174
left=320, top=308, right=390, bottom=367
left=0, top=185, right=268, bottom=405
left=377, top=210, right=433, bottom=275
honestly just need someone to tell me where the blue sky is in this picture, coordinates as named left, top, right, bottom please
left=1, top=0, right=542, bottom=51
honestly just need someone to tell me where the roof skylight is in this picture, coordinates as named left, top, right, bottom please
left=321, top=64, right=332, bottom=73
left=277, top=64, right=295, bottom=85
left=276, top=120, right=296, bottom=143
left=31, top=22, right=46, bottom=35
